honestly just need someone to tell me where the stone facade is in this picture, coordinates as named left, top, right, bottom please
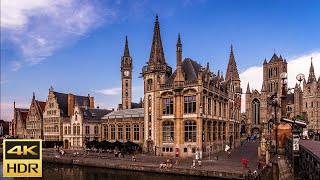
left=63, top=105, right=111, bottom=149
left=11, top=101, right=29, bottom=138
left=26, top=93, right=46, bottom=139
left=43, top=86, right=94, bottom=145
left=141, top=16, right=242, bottom=158
left=245, top=56, right=319, bottom=135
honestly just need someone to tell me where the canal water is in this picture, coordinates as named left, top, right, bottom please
left=0, top=162, right=223, bottom=180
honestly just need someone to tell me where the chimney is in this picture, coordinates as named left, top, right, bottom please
left=89, top=96, right=94, bottom=108
left=67, top=93, right=74, bottom=116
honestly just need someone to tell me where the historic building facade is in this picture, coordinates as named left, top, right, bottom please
left=43, top=86, right=94, bottom=146
left=63, top=104, right=111, bottom=149
left=141, top=16, right=241, bottom=158
left=26, top=93, right=46, bottom=139
left=245, top=55, right=319, bottom=135
left=10, top=101, right=29, bottom=138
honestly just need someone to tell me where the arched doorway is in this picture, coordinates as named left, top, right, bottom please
left=229, top=135, right=233, bottom=148
left=64, top=140, right=69, bottom=149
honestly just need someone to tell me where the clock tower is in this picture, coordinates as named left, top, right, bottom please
left=121, top=36, right=132, bottom=109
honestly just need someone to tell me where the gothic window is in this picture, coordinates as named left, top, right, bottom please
left=184, top=96, right=196, bottom=114
left=208, top=98, right=211, bottom=115
left=207, top=121, right=212, bottom=142
left=118, top=124, right=123, bottom=140
left=275, top=67, right=278, bottom=77
left=77, top=123, right=80, bottom=135
left=308, top=87, right=311, bottom=93
left=184, top=121, right=196, bottom=142
left=104, top=125, right=108, bottom=140
left=252, top=99, right=260, bottom=125
left=147, top=79, right=153, bottom=91
left=126, top=124, right=131, bottom=140
left=214, top=100, right=217, bottom=116
left=218, top=122, right=222, bottom=140
left=162, top=98, right=174, bottom=115
left=68, top=125, right=71, bottom=134
left=213, top=122, right=217, bottom=140
left=64, top=126, right=67, bottom=135
left=111, top=125, right=115, bottom=140
left=134, top=124, right=139, bottom=141
left=219, top=102, right=222, bottom=117
left=163, top=121, right=174, bottom=143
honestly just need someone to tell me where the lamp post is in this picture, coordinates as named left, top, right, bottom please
left=268, top=92, right=280, bottom=154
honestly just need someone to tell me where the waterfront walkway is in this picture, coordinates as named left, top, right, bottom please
left=43, top=140, right=259, bottom=178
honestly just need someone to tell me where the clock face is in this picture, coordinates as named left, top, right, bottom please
left=124, top=70, right=130, bottom=77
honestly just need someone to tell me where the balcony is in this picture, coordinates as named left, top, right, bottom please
left=142, top=64, right=172, bottom=75
left=159, top=80, right=198, bottom=90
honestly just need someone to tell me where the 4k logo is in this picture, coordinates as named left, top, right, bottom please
left=3, top=139, right=42, bottom=177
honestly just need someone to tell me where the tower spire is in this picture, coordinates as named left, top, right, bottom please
left=32, top=92, right=35, bottom=100
left=307, top=57, right=316, bottom=83
left=174, top=33, right=184, bottom=82
left=124, top=35, right=130, bottom=57
left=226, top=44, right=240, bottom=81
left=148, top=15, right=166, bottom=65
left=246, top=82, right=251, bottom=94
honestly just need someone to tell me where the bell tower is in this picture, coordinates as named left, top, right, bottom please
left=121, top=36, right=132, bottom=110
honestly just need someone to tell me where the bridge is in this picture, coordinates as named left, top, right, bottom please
left=285, top=139, right=320, bottom=180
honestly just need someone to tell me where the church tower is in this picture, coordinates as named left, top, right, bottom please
left=121, top=36, right=132, bottom=110
left=141, top=15, right=172, bottom=154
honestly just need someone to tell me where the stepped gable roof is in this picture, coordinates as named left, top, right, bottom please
left=102, top=108, right=144, bottom=119
left=53, top=91, right=90, bottom=116
left=166, top=58, right=201, bottom=83
left=80, top=107, right=112, bottom=119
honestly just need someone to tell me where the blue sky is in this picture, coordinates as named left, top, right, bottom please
left=1, top=0, right=320, bottom=121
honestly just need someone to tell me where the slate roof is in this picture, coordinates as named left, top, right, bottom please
left=166, top=58, right=201, bottom=83
left=53, top=91, right=90, bottom=116
left=102, top=108, right=144, bottom=119
left=269, top=53, right=283, bottom=63
left=131, top=102, right=143, bottom=109
left=79, top=107, right=112, bottom=119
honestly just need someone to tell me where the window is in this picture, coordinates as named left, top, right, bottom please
left=213, top=122, right=217, bottom=140
left=77, top=123, right=80, bottom=135
left=147, top=79, right=153, bottom=91
left=134, top=124, right=139, bottom=141
left=118, top=124, right=123, bottom=140
left=185, top=121, right=196, bottom=142
left=214, top=100, right=217, bottom=116
left=68, top=126, right=71, bottom=135
left=148, top=96, right=152, bottom=108
left=73, top=124, right=76, bottom=135
left=85, top=126, right=90, bottom=135
left=184, top=96, right=196, bottom=114
left=223, top=103, right=226, bottom=118
left=111, top=125, right=115, bottom=140
left=126, top=124, right=131, bottom=140
left=218, top=123, right=222, bottom=140
left=252, top=99, right=260, bottom=125
left=163, top=121, right=174, bottom=143
left=163, top=98, right=174, bottom=115
left=207, top=121, right=212, bottom=142
left=104, top=126, right=108, bottom=140
left=208, top=98, right=211, bottom=115
left=219, top=102, right=222, bottom=117
left=184, top=148, right=187, bottom=153
left=94, top=126, right=99, bottom=135
left=64, top=126, right=67, bottom=134
left=126, top=80, right=128, bottom=87
left=162, top=147, right=173, bottom=152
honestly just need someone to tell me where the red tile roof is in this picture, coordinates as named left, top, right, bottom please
left=38, top=101, right=46, bottom=112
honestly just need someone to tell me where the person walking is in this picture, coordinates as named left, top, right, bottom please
left=227, top=149, right=231, bottom=159
left=191, top=159, right=196, bottom=168
left=198, top=160, right=202, bottom=168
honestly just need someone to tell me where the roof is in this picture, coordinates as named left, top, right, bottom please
left=131, top=102, right=143, bottom=109
left=20, top=112, right=28, bottom=123
left=37, top=101, right=46, bottom=112
left=166, top=58, right=201, bottom=83
left=269, top=53, right=283, bottom=63
left=80, top=107, right=112, bottom=119
left=53, top=91, right=90, bottom=116
left=102, top=108, right=144, bottom=119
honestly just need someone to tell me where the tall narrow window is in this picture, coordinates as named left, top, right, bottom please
left=94, top=126, right=99, bottom=135
left=252, top=99, right=260, bottom=125
left=73, top=124, right=76, bottom=135
left=219, top=102, right=222, bottom=117
left=118, top=124, right=123, bottom=140
left=213, top=122, right=217, bottom=140
left=214, top=100, right=217, bottom=116
left=77, top=123, right=80, bottom=135
left=208, top=98, right=211, bottom=115
left=111, top=125, right=115, bottom=140
left=184, top=96, right=196, bottom=114
left=207, top=121, right=212, bottom=142
left=134, top=124, right=139, bottom=141
left=147, top=79, right=153, bottom=91
left=184, top=121, right=196, bottom=142
left=163, top=98, right=174, bottom=115
left=85, top=126, right=90, bottom=135
left=126, top=124, right=131, bottom=140
left=163, top=121, right=174, bottom=143
left=104, top=125, right=108, bottom=140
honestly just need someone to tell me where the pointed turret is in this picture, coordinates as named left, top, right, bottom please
left=32, top=92, right=35, bottom=100
left=174, top=33, right=184, bottom=82
left=148, top=15, right=166, bottom=65
left=225, top=44, right=240, bottom=81
left=263, top=58, right=267, bottom=64
left=261, top=82, right=266, bottom=92
left=307, top=58, right=316, bottom=84
left=124, top=35, right=130, bottom=57
left=246, top=83, right=251, bottom=94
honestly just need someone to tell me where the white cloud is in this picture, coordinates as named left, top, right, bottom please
left=10, top=61, right=22, bottom=71
left=96, top=88, right=122, bottom=95
left=1, top=0, right=115, bottom=67
left=240, top=51, right=320, bottom=112
left=0, top=101, right=30, bottom=121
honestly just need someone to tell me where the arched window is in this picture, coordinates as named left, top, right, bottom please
left=162, top=98, right=173, bottom=115
left=252, top=99, right=260, bottom=125
left=147, top=79, right=153, bottom=91
left=207, top=121, right=212, bottom=142
left=77, top=123, right=80, bottom=135
left=118, top=124, right=123, bottom=140
left=134, top=124, right=139, bottom=141
left=184, top=121, right=196, bottom=142
left=73, top=123, right=76, bottom=135
left=163, top=121, right=174, bottom=143
left=213, top=122, right=217, bottom=140
left=111, top=125, right=115, bottom=140
left=126, top=124, right=131, bottom=140
left=148, top=95, right=152, bottom=108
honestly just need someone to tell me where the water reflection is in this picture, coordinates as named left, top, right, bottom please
left=0, top=162, right=222, bottom=180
